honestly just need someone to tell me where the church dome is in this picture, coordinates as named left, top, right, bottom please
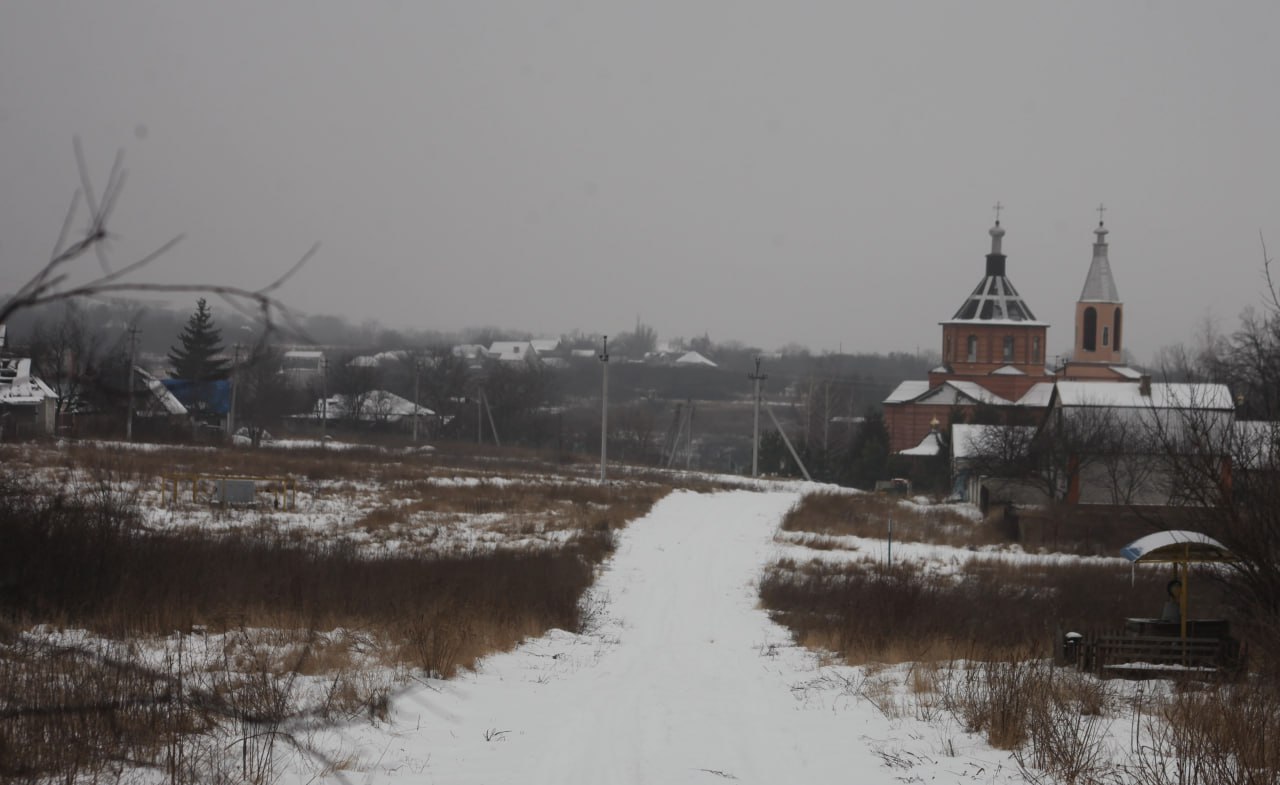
left=944, top=223, right=1046, bottom=325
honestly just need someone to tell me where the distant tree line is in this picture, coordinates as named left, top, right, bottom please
left=7, top=296, right=943, bottom=480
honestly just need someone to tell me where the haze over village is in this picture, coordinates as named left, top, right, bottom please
left=5, top=4, right=1280, bottom=784
left=3, top=3, right=1280, bottom=361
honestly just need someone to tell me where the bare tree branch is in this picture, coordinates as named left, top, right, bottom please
left=1262, top=231, right=1280, bottom=313
left=1, top=142, right=315, bottom=350
left=48, top=189, right=82, bottom=263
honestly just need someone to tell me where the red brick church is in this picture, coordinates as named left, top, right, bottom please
left=884, top=214, right=1139, bottom=453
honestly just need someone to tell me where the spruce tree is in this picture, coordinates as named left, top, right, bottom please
left=168, top=298, right=231, bottom=380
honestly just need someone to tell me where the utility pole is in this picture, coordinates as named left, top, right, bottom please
left=764, top=403, right=813, bottom=482
left=227, top=343, right=240, bottom=438
left=685, top=401, right=694, bottom=470
left=319, top=356, right=328, bottom=448
left=481, top=390, right=501, bottom=446
left=749, top=357, right=767, bottom=477
left=823, top=380, right=831, bottom=455
left=599, top=335, right=609, bottom=484
left=412, top=356, right=421, bottom=443
left=125, top=325, right=140, bottom=442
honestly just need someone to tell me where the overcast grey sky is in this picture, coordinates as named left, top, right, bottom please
left=3, top=2, right=1279, bottom=361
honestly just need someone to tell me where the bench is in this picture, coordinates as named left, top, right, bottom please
left=1073, top=632, right=1240, bottom=679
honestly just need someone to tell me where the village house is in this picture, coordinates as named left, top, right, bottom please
left=0, top=354, right=57, bottom=438
left=487, top=341, right=542, bottom=368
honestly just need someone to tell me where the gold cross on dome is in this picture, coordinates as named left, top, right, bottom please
left=1097, top=203, right=1107, bottom=224
left=993, top=201, right=1004, bottom=223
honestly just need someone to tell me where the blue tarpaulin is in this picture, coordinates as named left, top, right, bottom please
left=160, top=378, right=231, bottom=415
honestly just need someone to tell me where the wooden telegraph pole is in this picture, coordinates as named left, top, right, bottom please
left=599, top=335, right=609, bottom=484
left=125, top=325, right=139, bottom=441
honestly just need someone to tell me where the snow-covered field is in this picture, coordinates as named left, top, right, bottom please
left=4, top=443, right=1249, bottom=783
left=275, top=488, right=1038, bottom=784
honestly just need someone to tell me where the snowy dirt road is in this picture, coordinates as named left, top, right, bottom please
left=308, top=489, right=1017, bottom=784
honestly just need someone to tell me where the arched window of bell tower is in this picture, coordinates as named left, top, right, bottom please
left=1083, top=307, right=1098, bottom=352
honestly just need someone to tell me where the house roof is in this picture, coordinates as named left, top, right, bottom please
left=900, top=429, right=947, bottom=456
left=1054, top=381, right=1234, bottom=410
left=883, top=380, right=932, bottom=404
left=1109, top=365, right=1143, bottom=379
left=136, top=367, right=188, bottom=415
left=675, top=350, right=717, bottom=367
left=884, top=379, right=1015, bottom=407
left=1015, top=382, right=1056, bottom=407
left=946, top=380, right=1013, bottom=406
left=886, top=379, right=1066, bottom=409
left=309, top=390, right=435, bottom=421
left=161, top=378, right=232, bottom=415
left=530, top=339, right=561, bottom=354
left=488, top=341, right=537, bottom=362
left=0, top=357, right=56, bottom=405
left=991, top=364, right=1026, bottom=376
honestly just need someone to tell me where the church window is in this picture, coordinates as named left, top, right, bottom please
left=966, top=335, right=978, bottom=362
left=944, top=335, right=952, bottom=361
left=1032, top=336, right=1041, bottom=362
left=1114, top=311, right=1123, bottom=352
left=1003, top=336, right=1014, bottom=362
left=1083, top=307, right=1098, bottom=351
left=1102, top=326, right=1110, bottom=347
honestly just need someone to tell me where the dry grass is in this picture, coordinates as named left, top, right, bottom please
left=0, top=443, right=672, bottom=782
left=0, top=628, right=394, bottom=784
left=759, top=556, right=1235, bottom=666
left=765, top=536, right=1278, bottom=783
left=1128, top=681, right=1280, bottom=785
left=780, top=491, right=1005, bottom=549
left=359, top=479, right=664, bottom=525
left=0, top=475, right=657, bottom=662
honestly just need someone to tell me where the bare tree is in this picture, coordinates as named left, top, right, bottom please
left=610, top=321, right=658, bottom=359
left=329, top=356, right=381, bottom=426
left=26, top=302, right=115, bottom=417
left=1091, top=412, right=1164, bottom=506
left=962, top=400, right=1155, bottom=505
left=1, top=139, right=315, bottom=344
left=234, top=345, right=308, bottom=446
left=1138, top=239, right=1280, bottom=666
left=613, top=400, right=663, bottom=464
left=1142, top=390, right=1280, bottom=659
